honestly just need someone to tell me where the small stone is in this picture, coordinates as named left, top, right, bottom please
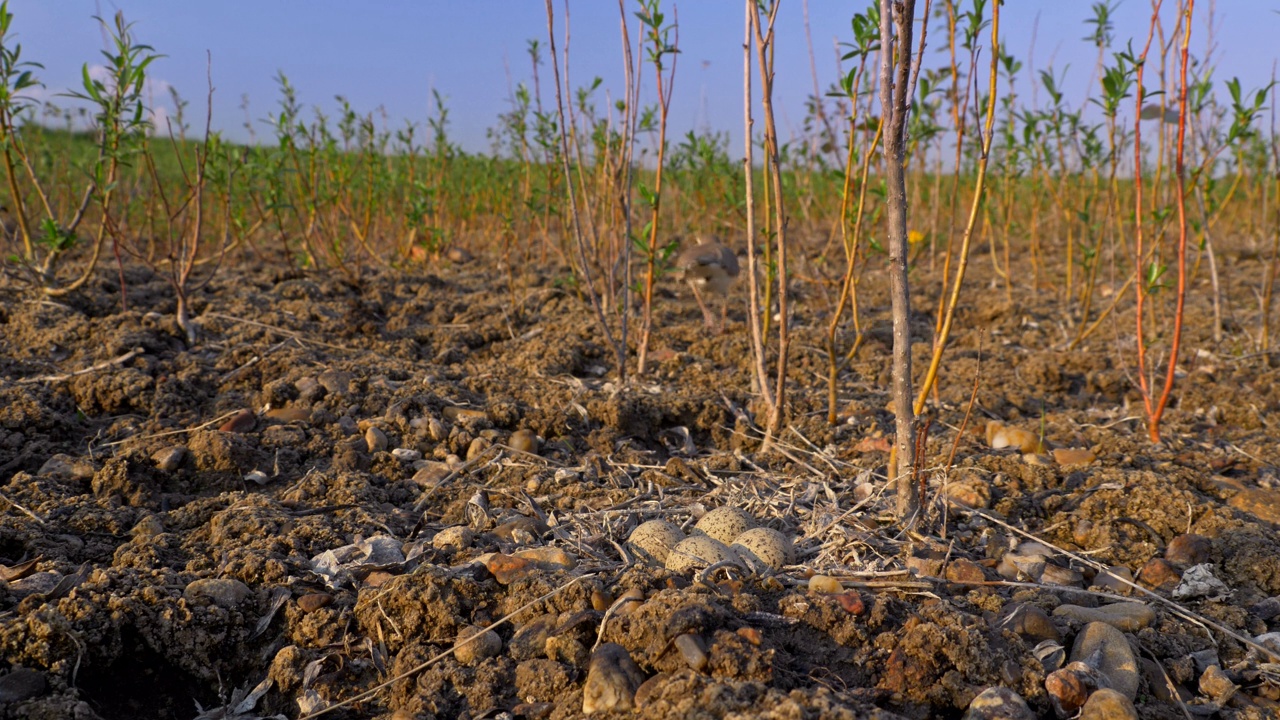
left=1053, top=603, right=1155, bottom=632
left=466, top=436, right=491, bottom=461
left=1226, top=486, right=1280, bottom=524
left=673, top=633, right=708, bottom=671
left=365, top=426, right=388, bottom=453
left=184, top=578, right=252, bottom=608
left=906, top=555, right=944, bottom=578
left=494, top=517, right=549, bottom=545
left=152, top=445, right=187, bottom=471
left=544, top=634, right=589, bottom=667
left=1079, top=688, right=1138, bottom=720
left=582, top=643, right=645, bottom=714
left=986, top=421, right=1046, bottom=453
left=633, top=672, right=668, bottom=709
left=245, top=469, right=270, bottom=486
left=692, top=506, right=754, bottom=544
left=1046, top=664, right=1105, bottom=718
left=510, top=614, right=558, bottom=661
left=390, top=447, right=422, bottom=462
left=1172, top=563, right=1230, bottom=600
left=337, top=415, right=359, bottom=436
left=612, top=588, right=644, bottom=616
left=294, top=376, right=321, bottom=399
left=0, top=668, right=47, bottom=703
left=736, top=627, right=762, bottom=646
left=945, top=558, right=987, bottom=584
left=809, top=575, right=844, bottom=594
left=1023, top=452, right=1053, bottom=466
left=1199, top=664, right=1237, bottom=702
left=729, top=527, right=794, bottom=572
left=264, top=406, right=310, bottom=423
left=412, top=462, right=452, bottom=487
left=364, top=570, right=395, bottom=587
left=591, top=589, right=612, bottom=612
left=1053, top=448, right=1096, bottom=465
left=1092, top=566, right=1134, bottom=595
left=318, top=370, right=352, bottom=394
left=665, top=535, right=738, bottom=574
left=432, top=526, right=474, bottom=552
left=1165, top=533, right=1212, bottom=568
left=963, top=686, right=1034, bottom=720
left=297, top=593, right=333, bottom=613
left=1137, top=557, right=1182, bottom=590
left=509, top=429, right=540, bottom=454
left=454, top=624, right=502, bottom=666
left=1070, top=621, right=1139, bottom=699
left=482, top=553, right=533, bottom=584
left=1250, top=596, right=1280, bottom=621
left=943, top=481, right=991, bottom=509
left=219, top=409, right=257, bottom=433
left=443, top=406, right=488, bottom=423
left=1073, top=519, right=1095, bottom=547
left=515, top=547, right=576, bottom=572
left=835, top=591, right=865, bottom=615
left=1001, top=604, right=1062, bottom=643
left=627, top=520, right=685, bottom=566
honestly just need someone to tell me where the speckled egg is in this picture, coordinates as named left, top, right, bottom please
left=692, top=506, right=755, bottom=544
left=730, top=527, right=795, bottom=572
left=665, top=534, right=739, bottom=574
left=627, top=520, right=685, bottom=565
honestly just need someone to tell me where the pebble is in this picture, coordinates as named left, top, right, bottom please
left=1040, top=563, right=1084, bottom=587
left=218, top=409, right=257, bottom=433
left=390, top=448, right=422, bottom=462
left=443, top=407, right=488, bottom=423
left=1079, top=688, right=1138, bottom=720
left=809, top=575, right=844, bottom=594
left=1199, top=664, right=1237, bottom=702
left=962, top=686, right=1034, bottom=720
left=1052, top=603, right=1155, bottom=632
left=510, top=614, right=557, bottom=661
left=1022, top=453, right=1054, bottom=466
left=612, top=588, right=645, bottom=616
left=544, top=634, right=589, bottom=667
left=1053, top=448, right=1097, bottom=465
left=1251, top=597, right=1280, bottom=621
left=986, top=421, right=1046, bottom=453
left=736, top=627, right=762, bottom=646
left=692, top=506, right=754, bottom=544
left=582, top=643, right=645, bottom=714
left=1137, top=557, right=1182, bottom=590
left=432, top=526, right=474, bottom=552
left=152, top=445, right=187, bottom=471
left=453, top=624, right=502, bottom=666
left=264, top=406, right=310, bottom=423
left=509, top=429, right=540, bottom=454
left=665, top=535, right=738, bottom=574
left=1046, top=663, right=1107, bottom=717
left=412, top=462, right=452, bottom=487
left=1000, top=603, right=1061, bottom=643
left=466, top=436, right=491, bottom=461
left=365, top=427, right=388, bottom=453
left=37, top=454, right=95, bottom=480
left=297, top=593, right=333, bottom=613
left=944, top=558, right=987, bottom=584
left=0, top=667, right=47, bottom=703
left=184, top=578, right=252, bottom=609
left=1165, top=533, right=1211, bottom=568
left=1092, top=566, right=1134, bottom=595
left=673, top=633, right=708, bottom=671
left=493, top=516, right=548, bottom=545
left=337, top=415, right=359, bottom=436
left=730, top=527, right=794, bottom=572
left=317, top=370, right=352, bottom=394
left=943, top=481, right=991, bottom=509
left=591, top=589, right=612, bottom=612
left=1070, top=621, right=1139, bottom=699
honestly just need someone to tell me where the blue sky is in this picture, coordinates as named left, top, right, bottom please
left=12, top=1, right=1280, bottom=154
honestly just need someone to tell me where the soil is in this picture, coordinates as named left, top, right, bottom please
left=2, top=239, right=1280, bottom=720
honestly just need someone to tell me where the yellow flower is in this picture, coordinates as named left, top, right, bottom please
left=908, top=230, right=925, bottom=245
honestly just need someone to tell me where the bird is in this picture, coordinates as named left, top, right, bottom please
left=674, top=235, right=740, bottom=331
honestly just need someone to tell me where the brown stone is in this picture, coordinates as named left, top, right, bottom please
left=1053, top=448, right=1097, bottom=465
left=1165, top=533, right=1212, bottom=568
left=945, top=558, right=988, bottom=584
left=582, top=643, right=644, bottom=714
left=1079, top=688, right=1138, bottom=720
left=219, top=409, right=257, bottom=433
left=297, top=593, right=333, bottom=613
left=265, top=406, right=311, bottom=423
left=835, top=591, right=865, bottom=615
left=1137, top=557, right=1182, bottom=590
